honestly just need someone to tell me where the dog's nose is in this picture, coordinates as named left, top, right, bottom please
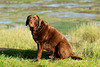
left=29, top=22, right=33, bottom=27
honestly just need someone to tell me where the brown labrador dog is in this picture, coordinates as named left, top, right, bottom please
left=26, top=15, right=82, bottom=62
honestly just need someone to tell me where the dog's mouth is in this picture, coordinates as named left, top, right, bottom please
left=30, top=27, right=36, bottom=31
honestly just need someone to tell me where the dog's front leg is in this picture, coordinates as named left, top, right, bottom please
left=33, top=43, right=43, bottom=62
left=49, top=50, right=55, bottom=59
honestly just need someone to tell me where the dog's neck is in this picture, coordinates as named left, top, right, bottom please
left=31, top=22, right=45, bottom=36
left=36, top=23, right=41, bottom=31
left=36, top=19, right=42, bottom=31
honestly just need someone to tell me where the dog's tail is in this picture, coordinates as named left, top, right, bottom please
left=71, top=55, right=82, bottom=60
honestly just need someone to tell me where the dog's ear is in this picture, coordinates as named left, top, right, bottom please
left=36, top=15, right=42, bottom=26
left=26, top=16, right=29, bottom=26
left=36, top=15, right=40, bottom=20
left=41, top=20, right=46, bottom=25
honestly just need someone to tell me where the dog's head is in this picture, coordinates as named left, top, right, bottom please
left=26, top=15, right=42, bottom=31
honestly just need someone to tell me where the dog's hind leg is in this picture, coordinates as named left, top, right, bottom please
left=57, top=42, right=72, bottom=59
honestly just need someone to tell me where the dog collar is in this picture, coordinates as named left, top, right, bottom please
left=36, top=24, right=41, bottom=31
left=36, top=20, right=42, bottom=31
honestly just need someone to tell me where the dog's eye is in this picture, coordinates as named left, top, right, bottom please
left=33, top=17, right=36, bottom=19
left=28, top=17, right=31, bottom=19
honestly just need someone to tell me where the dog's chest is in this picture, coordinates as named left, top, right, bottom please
left=43, top=43, right=52, bottom=52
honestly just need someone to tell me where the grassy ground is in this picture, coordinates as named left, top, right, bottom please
left=0, top=54, right=99, bottom=67
left=0, top=23, right=100, bottom=67
left=0, top=0, right=100, bottom=67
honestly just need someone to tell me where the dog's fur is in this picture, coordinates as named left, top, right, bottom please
left=26, top=15, right=82, bottom=62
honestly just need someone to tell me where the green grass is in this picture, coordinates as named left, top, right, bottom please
left=0, top=49, right=49, bottom=59
left=69, top=23, right=100, bottom=59
left=13, top=22, right=25, bottom=25
left=0, top=26, right=36, bottom=50
left=3, top=0, right=38, bottom=2
left=0, top=53, right=100, bottom=67
left=3, top=0, right=100, bottom=2
left=0, top=23, right=100, bottom=67
left=53, top=0, right=78, bottom=1
left=54, top=0, right=100, bottom=2
left=49, top=20, right=88, bottom=34
left=53, top=7, right=100, bottom=14
left=95, top=0, right=100, bottom=2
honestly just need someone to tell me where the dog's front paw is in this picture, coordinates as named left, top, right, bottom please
left=49, top=56, right=54, bottom=59
left=33, top=59, right=39, bottom=62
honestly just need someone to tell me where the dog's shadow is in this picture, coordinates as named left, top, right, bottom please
left=0, top=48, right=50, bottom=59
